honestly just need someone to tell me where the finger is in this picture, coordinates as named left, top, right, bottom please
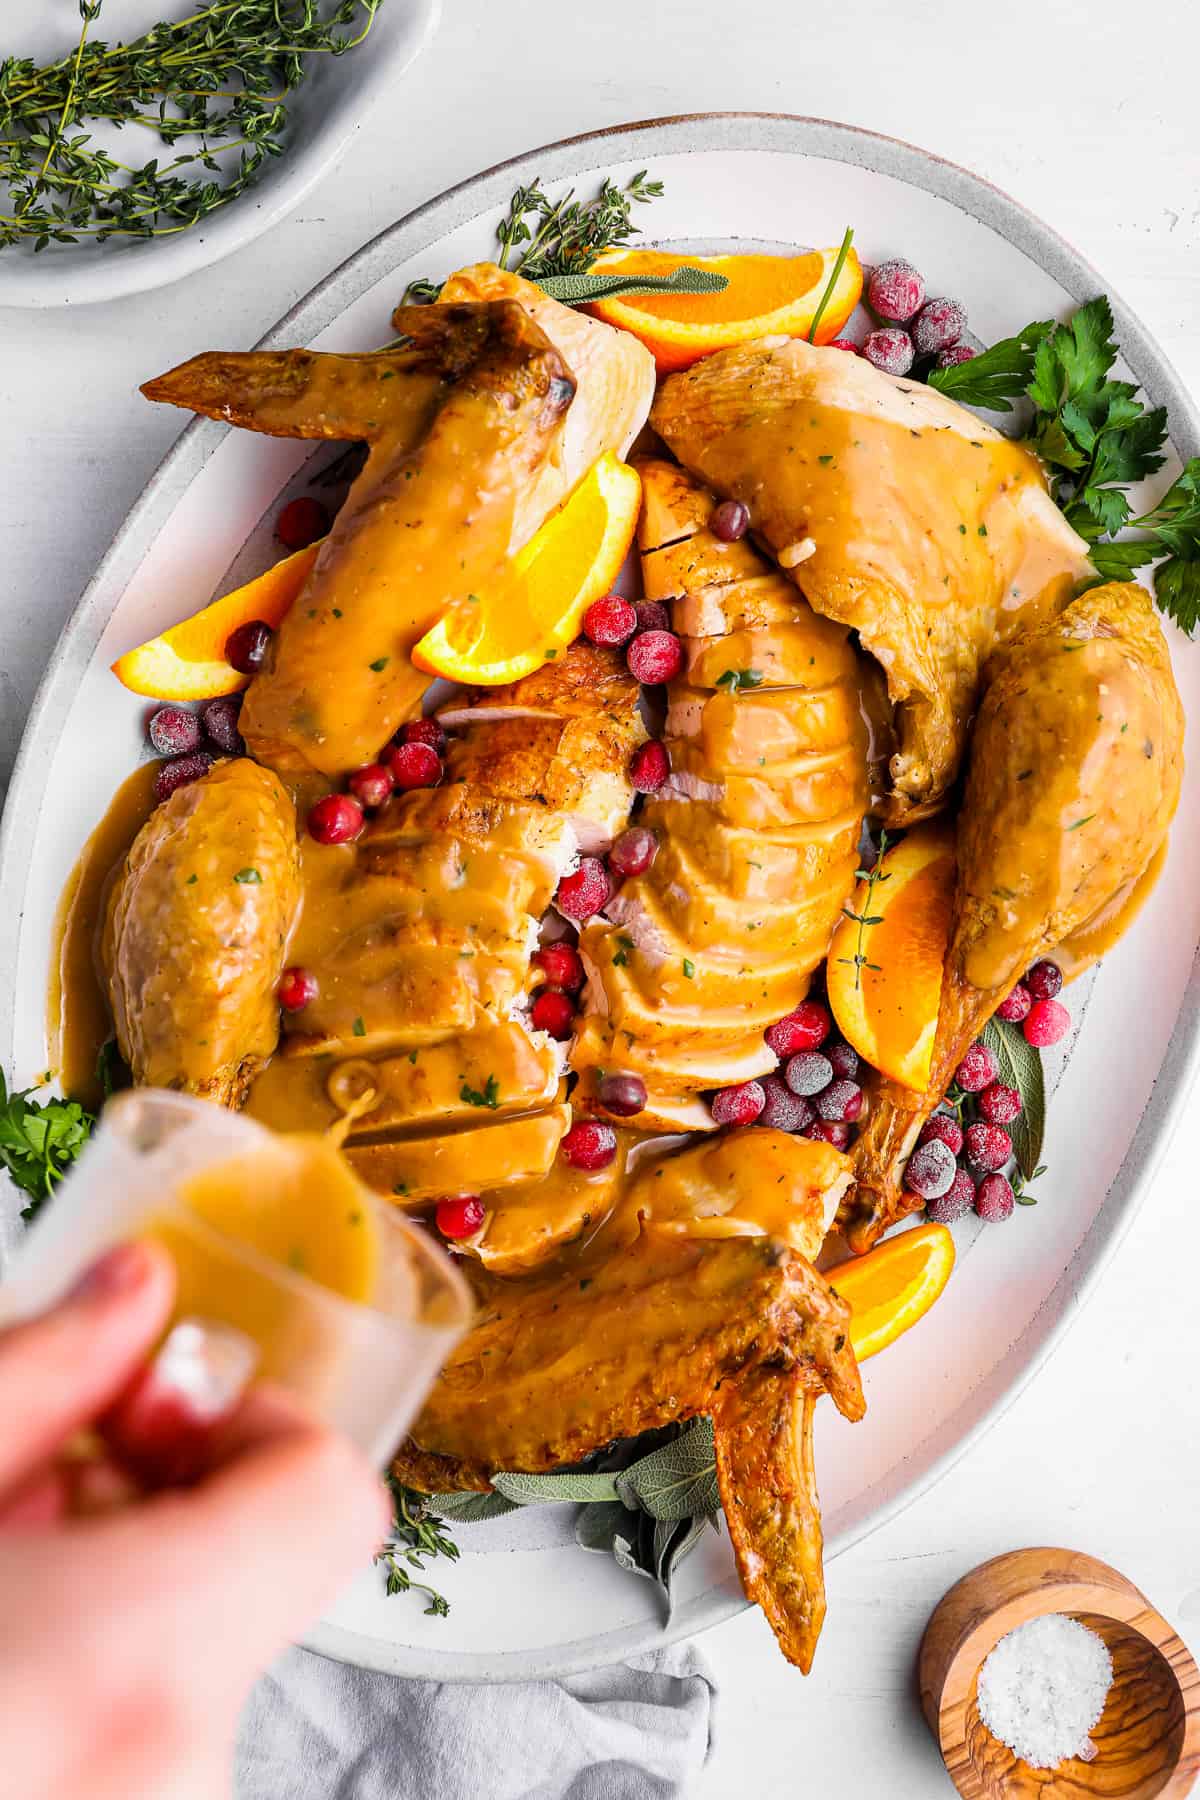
left=0, top=1241, right=175, bottom=1496
left=0, top=1468, right=67, bottom=1529
left=102, top=1318, right=259, bottom=1489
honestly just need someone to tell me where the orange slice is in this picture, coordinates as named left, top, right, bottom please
left=826, top=820, right=956, bottom=1093
left=111, top=540, right=321, bottom=700
left=835, top=1222, right=956, bottom=1362
left=584, top=246, right=864, bottom=372
left=412, top=452, right=642, bottom=685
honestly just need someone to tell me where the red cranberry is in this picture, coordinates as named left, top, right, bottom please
left=975, top=1173, right=1015, bottom=1223
left=582, top=593, right=638, bottom=648
left=785, top=1051, right=833, bottom=1097
left=278, top=966, right=318, bottom=1012
left=918, top=1114, right=964, bottom=1157
left=903, top=1138, right=957, bottom=1200
left=530, top=988, right=575, bottom=1040
left=954, top=1042, right=999, bottom=1093
left=936, top=345, right=977, bottom=369
left=815, top=1079, right=863, bottom=1123
left=765, top=1002, right=830, bottom=1057
left=826, top=1040, right=859, bottom=1081
left=995, top=983, right=1033, bottom=1024
left=635, top=600, right=672, bottom=634
left=556, top=857, right=612, bottom=922
left=828, top=339, right=860, bottom=354
left=385, top=742, right=442, bottom=790
left=347, top=762, right=395, bottom=809
left=598, top=1072, right=647, bottom=1118
left=275, top=495, right=330, bottom=551
left=148, top=705, right=202, bottom=757
left=200, top=695, right=244, bottom=754
left=610, top=826, right=658, bottom=878
left=863, top=328, right=915, bottom=377
left=1025, top=959, right=1063, bottom=1002
left=560, top=1120, right=617, bottom=1171
left=627, top=629, right=684, bottom=686
left=912, top=298, right=967, bottom=357
left=928, top=1166, right=977, bottom=1223
left=153, top=751, right=212, bottom=804
left=978, top=1082, right=1022, bottom=1126
left=629, top=740, right=670, bottom=793
left=710, top=1080, right=766, bottom=1128
left=866, top=259, right=926, bottom=323
left=711, top=499, right=750, bottom=542
left=532, top=943, right=585, bottom=993
left=1024, top=998, right=1070, bottom=1048
left=307, top=793, right=364, bottom=846
left=436, top=1195, right=485, bottom=1241
left=804, top=1120, right=851, bottom=1149
left=397, top=717, right=447, bottom=756
left=964, top=1121, right=1012, bottom=1173
left=225, top=619, right=274, bottom=675
left=759, top=1075, right=813, bottom=1133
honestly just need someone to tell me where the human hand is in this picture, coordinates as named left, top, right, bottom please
left=0, top=1240, right=390, bottom=1800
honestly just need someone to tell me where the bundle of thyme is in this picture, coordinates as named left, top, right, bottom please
left=0, top=0, right=382, bottom=252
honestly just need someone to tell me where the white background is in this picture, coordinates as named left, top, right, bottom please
left=3, top=1, right=1199, bottom=1793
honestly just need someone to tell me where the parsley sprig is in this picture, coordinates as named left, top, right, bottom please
left=0, top=1072, right=95, bottom=1221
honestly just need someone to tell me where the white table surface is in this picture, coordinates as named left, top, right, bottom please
left=4, top=1, right=1199, bottom=1793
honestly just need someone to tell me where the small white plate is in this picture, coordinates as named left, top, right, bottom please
left=0, top=0, right=440, bottom=308
left=2, top=115, right=1199, bottom=1681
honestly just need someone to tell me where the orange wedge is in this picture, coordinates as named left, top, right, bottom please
left=826, top=820, right=956, bottom=1094
left=584, top=245, right=864, bottom=373
left=112, top=540, right=321, bottom=700
left=412, top=452, right=642, bottom=685
left=834, top=1222, right=956, bottom=1362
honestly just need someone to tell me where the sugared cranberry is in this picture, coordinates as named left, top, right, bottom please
left=805, top=1119, right=851, bottom=1150
left=306, top=793, right=364, bottom=845
left=711, top=499, right=750, bottom=543
left=710, top=1080, right=766, bottom=1127
left=936, top=344, right=977, bottom=369
left=1024, top=998, right=1070, bottom=1048
left=635, top=600, right=672, bottom=634
left=919, top=1113, right=964, bottom=1157
left=928, top=1166, right=977, bottom=1223
left=903, top=1138, right=957, bottom=1200
left=532, top=943, right=585, bottom=993
left=978, top=1082, right=1022, bottom=1126
left=828, top=339, right=860, bottom=354
left=560, top=1120, right=617, bottom=1171
left=582, top=593, right=638, bottom=648
left=995, top=983, right=1033, bottom=1024
left=954, top=1042, right=999, bottom=1093
left=555, top=857, right=612, bottom=922
left=598, top=1072, right=647, bottom=1118
left=200, top=696, right=244, bottom=754
left=826, top=1040, right=859, bottom=1082
left=1025, top=959, right=1063, bottom=1001
left=759, top=1075, right=813, bottom=1133
left=975, top=1173, right=1015, bottom=1223
left=530, top=988, right=575, bottom=1040
left=385, top=741, right=442, bottom=790
left=815, top=1079, right=864, bottom=1123
left=278, top=966, right=318, bottom=1012
left=627, top=629, right=684, bottom=687
left=397, top=717, right=447, bottom=756
left=275, top=495, right=330, bottom=551
left=436, top=1195, right=485, bottom=1241
left=785, top=1051, right=833, bottom=1097
left=912, top=298, right=967, bottom=357
left=629, top=739, right=670, bottom=794
left=153, top=751, right=212, bottom=804
left=148, top=705, right=202, bottom=757
left=225, top=618, right=274, bottom=675
left=863, top=328, right=915, bottom=376
left=765, top=1002, right=830, bottom=1058
left=610, top=826, right=658, bottom=878
left=866, top=259, right=926, bottom=323
left=347, top=762, right=394, bottom=809
left=964, top=1121, right=1012, bottom=1173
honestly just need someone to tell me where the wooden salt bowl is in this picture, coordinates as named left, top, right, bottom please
left=919, top=1548, right=1200, bottom=1798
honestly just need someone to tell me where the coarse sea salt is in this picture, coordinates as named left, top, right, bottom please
left=977, top=1613, right=1113, bottom=1769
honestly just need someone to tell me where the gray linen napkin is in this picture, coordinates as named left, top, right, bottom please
left=235, top=1643, right=716, bottom=1799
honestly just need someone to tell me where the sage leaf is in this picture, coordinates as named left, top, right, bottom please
left=534, top=266, right=729, bottom=307
left=981, top=1015, right=1047, bottom=1179
left=575, top=1499, right=643, bottom=1555
left=491, top=1468, right=621, bottom=1507
left=660, top=1513, right=712, bottom=1615
left=427, top=1489, right=518, bottom=1523
left=614, top=1416, right=720, bottom=1521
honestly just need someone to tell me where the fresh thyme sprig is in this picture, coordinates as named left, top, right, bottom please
left=806, top=226, right=854, bottom=343
left=1, top=0, right=383, bottom=252
left=837, top=829, right=892, bottom=991
left=377, top=1478, right=460, bottom=1616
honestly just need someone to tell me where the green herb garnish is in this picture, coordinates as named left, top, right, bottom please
left=806, top=226, right=855, bottom=344
left=715, top=668, right=765, bottom=693
left=836, top=829, right=891, bottom=990
left=377, top=1478, right=460, bottom=1617
left=233, top=866, right=261, bottom=883
left=0, top=1072, right=95, bottom=1221
left=460, top=1074, right=500, bottom=1110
